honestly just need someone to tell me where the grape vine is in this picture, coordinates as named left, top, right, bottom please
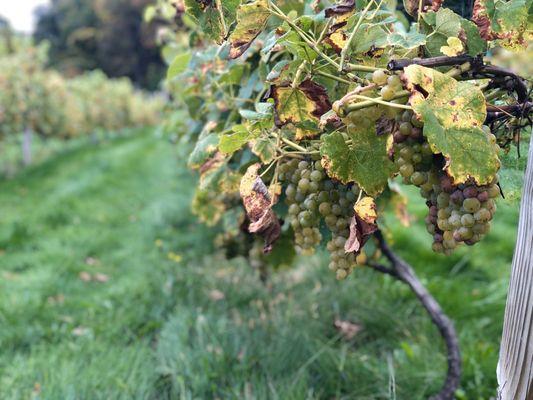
left=158, top=0, right=532, bottom=397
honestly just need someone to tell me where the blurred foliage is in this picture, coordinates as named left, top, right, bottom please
left=0, top=40, right=164, bottom=141
left=33, top=0, right=167, bottom=90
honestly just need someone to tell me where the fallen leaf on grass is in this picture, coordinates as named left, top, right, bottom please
left=94, top=273, right=109, bottom=283
left=334, top=319, right=363, bottom=340
left=208, top=289, right=225, bottom=301
left=79, top=271, right=92, bottom=282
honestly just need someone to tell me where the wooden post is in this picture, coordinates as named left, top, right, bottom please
left=497, top=133, right=533, bottom=400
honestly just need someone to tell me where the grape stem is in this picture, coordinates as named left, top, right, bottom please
left=370, top=230, right=461, bottom=400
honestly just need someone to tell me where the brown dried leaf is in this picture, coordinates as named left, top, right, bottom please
left=94, top=273, right=109, bottom=283
left=79, top=271, right=92, bottom=282
left=240, top=164, right=281, bottom=253
left=209, top=289, right=226, bottom=301
left=345, top=197, right=378, bottom=253
left=324, top=0, right=355, bottom=18
left=472, top=0, right=496, bottom=40
left=334, top=319, right=362, bottom=340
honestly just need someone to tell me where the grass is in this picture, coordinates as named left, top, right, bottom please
left=0, top=128, right=520, bottom=399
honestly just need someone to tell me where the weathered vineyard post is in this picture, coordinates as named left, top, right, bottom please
left=497, top=133, right=533, bottom=400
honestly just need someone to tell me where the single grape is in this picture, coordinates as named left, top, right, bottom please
left=372, top=69, right=388, bottom=85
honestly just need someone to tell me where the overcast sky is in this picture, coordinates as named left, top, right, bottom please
left=2, top=0, right=50, bottom=33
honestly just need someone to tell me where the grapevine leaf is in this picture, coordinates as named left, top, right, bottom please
left=320, top=118, right=396, bottom=197
left=219, top=125, right=259, bottom=155
left=440, top=37, right=464, bottom=56
left=192, top=187, right=226, bottom=225
left=228, top=0, right=270, bottom=59
left=184, top=0, right=240, bottom=43
left=472, top=0, right=532, bottom=50
left=388, top=28, right=427, bottom=50
left=252, top=136, right=276, bottom=163
left=404, top=65, right=500, bottom=185
left=188, top=133, right=220, bottom=169
left=345, top=197, right=378, bottom=253
left=240, top=164, right=281, bottom=253
left=422, top=8, right=485, bottom=56
left=271, top=79, right=331, bottom=140
left=167, top=52, right=192, bottom=79
left=324, top=0, right=355, bottom=17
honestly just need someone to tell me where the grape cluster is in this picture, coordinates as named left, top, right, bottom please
left=372, top=69, right=403, bottom=101
left=279, top=159, right=363, bottom=279
left=424, top=175, right=500, bottom=254
left=391, top=111, right=500, bottom=254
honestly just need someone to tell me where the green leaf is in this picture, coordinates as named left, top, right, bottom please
left=228, top=0, right=270, bottom=59
left=320, top=117, right=396, bottom=197
left=184, top=0, right=241, bottom=43
left=271, top=79, right=331, bottom=140
left=422, top=8, right=485, bottom=56
left=167, top=52, right=192, bottom=79
left=388, top=28, right=426, bottom=49
left=499, top=138, right=530, bottom=202
left=219, top=125, right=257, bottom=155
left=252, top=136, right=276, bottom=163
left=404, top=65, right=500, bottom=185
left=188, top=133, right=220, bottom=169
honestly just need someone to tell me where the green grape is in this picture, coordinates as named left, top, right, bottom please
left=372, top=69, right=388, bottom=85
left=387, top=74, right=402, bottom=89
left=399, top=163, right=414, bottom=177
left=380, top=85, right=396, bottom=101
left=463, top=198, right=481, bottom=213
left=319, top=202, right=332, bottom=215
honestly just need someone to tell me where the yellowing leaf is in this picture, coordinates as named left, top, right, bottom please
left=440, top=36, right=464, bottom=56
left=272, top=79, right=331, bottom=140
left=228, top=0, right=270, bottom=59
left=404, top=65, right=500, bottom=185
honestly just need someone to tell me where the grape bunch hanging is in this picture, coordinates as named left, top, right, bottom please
left=279, top=159, right=366, bottom=280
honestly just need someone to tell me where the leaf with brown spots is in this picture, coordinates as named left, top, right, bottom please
left=271, top=79, right=331, bottom=140
left=345, top=197, right=378, bottom=254
left=320, top=114, right=396, bottom=197
left=228, top=0, right=270, bottom=59
left=240, top=164, right=281, bottom=253
left=472, top=0, right=532, bottom=51
left=404, top=65, right=500, bottom=185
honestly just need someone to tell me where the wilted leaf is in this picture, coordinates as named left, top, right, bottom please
left=271, top=79, right=331, bottom=139
left=404, top=65, right=500, bottom=185
left=240, top=164, right=281, bottom=252
left=228, top=0, right=270, bottom=58
left=324, top=0, right=355, bottom=17
left=472, top=0, right=532, bottom=51
left=320, top=117, right=396, bottom=197
left=345, top=197, right=378, bottom=253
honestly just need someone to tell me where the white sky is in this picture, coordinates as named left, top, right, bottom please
left=2, top=0, right=51, bottom=33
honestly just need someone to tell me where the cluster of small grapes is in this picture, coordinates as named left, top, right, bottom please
left=279, top=159, right=363, bottom=279
left=390, top=111, right=500, bottom=253
left=372, top=69, right=403, bottom=101
left=424, top=175, right=500, bottom=254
